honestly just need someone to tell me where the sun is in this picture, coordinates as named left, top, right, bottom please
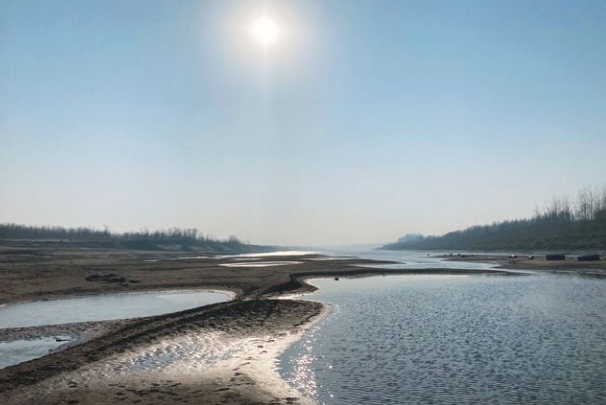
left=251, top=17, right=280, bottom=47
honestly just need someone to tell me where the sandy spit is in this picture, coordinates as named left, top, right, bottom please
left=0, top=299, right=326, bottom=405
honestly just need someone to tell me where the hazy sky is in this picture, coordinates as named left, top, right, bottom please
left=1, top=0, right=605, bottom=246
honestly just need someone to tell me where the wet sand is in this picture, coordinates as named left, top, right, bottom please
left=0, top=246, right=396, bottom=305
left=1, top=299, right=325, bottom=405
left=0, top=245, right=520, bottom=405
left=442, top=254, right=606, bottom=276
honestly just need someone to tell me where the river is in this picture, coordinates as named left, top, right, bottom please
left=278, top=270, right=606, bottom=405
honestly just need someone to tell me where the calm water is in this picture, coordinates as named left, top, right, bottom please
left=0, top=290, right=229, bottom=329
left=279, top=274, right=606, bottom=405
left=316, top=247, right=503, bottom=271
left=0, top=290, right=229, bottom=369
left=0, top=336, right=71, bottom=370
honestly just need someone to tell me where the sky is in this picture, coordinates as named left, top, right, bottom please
left=1, top=0, right=605, bottom=246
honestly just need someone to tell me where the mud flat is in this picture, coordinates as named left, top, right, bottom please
left=0, top=299, right=326, bottom=405
left=442, top=254, right=606, bottom=276
left=0, top=245, right=521, bottom=404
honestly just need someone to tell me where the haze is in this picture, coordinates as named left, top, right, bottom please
left=1, top=0, right=605, bottom=246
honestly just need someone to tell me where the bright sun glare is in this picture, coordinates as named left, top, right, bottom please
left=251, top=17, right=280, bottom=47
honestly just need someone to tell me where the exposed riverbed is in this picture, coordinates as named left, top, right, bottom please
left=0, top=290, right=229, bottom=369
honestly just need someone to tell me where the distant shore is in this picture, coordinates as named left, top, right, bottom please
left=442, top=254, right=606, bottom=276
left=0, top=244, right=588, bottom=405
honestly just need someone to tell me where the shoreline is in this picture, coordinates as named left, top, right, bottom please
left=441, top=254, right=606, bottom=276
left=0, top=299, right=328, bottom=405
left=0, top=287, right=238, bottom=312
left=0, top=248, right=542, bottom=404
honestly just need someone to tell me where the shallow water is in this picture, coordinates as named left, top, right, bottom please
left=218, top=250, right=318, bottom=259
left=0, top=290, right=229, bottom=329
left=279, top=274, right=606, bottom=405
left=220, top=261, right=302, bottom=267
left=318, top=248, right=501, bottom=271
left=0, top=290, right=230, bottom=369
left=83, top=331, right=243, bottom=378
left=0, top=336, right=72, bottom=370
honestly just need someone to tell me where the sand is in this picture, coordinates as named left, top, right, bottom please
left=442, top=254, right=606, bottom=276
left=0, top=299, right=325, bottom=405
left=0, top=244, right=528, bottom=404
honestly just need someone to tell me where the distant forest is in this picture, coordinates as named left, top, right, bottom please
left=0, top=224, right=270, bottom=253
left=382, top=186, right=606, bottom=252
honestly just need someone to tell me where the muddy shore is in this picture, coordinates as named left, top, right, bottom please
left=0, top=246, right=521, bottom=404
left=442, top=254, right=606, bottom=276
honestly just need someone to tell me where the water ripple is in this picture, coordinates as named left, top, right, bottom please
left=280, top=274, right=606, bottom=405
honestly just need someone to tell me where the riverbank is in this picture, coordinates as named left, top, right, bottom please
left=0, top=246, right=522, bottom=404
left=442, top=254, right=606, bottom=276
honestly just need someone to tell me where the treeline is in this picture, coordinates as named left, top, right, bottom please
left=0, top=223, right=242, bottom=244
left=534, top=186, right=606, bottom=223
left=382, top=186, right=606, bottom=252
